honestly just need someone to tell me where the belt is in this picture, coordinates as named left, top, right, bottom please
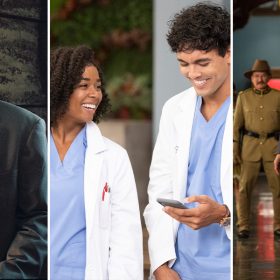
left=243, top=129, right=279, bottom=139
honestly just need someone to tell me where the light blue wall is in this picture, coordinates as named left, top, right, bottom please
left=234, top=15, right=280, bottom=91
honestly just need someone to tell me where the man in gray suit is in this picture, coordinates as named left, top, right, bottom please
left=0, top=101, right=47, bottom=279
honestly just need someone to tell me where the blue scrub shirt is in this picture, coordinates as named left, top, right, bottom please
left=172, top=96, right=230, bottom=280
left=50, top=127, right=87, bottom=280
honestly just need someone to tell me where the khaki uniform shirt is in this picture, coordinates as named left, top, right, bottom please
left=233, top=87, right=280, bottom=161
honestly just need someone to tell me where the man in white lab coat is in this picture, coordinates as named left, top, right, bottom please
left=144, top=3, right=232, bottom=280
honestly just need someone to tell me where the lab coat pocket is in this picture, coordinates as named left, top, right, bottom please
left=99, top=191, right=111, bottom=229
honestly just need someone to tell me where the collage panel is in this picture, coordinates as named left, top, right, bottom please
left=147, top=1, right=232, bottom=280
left=50, top=0, right=232, bottom=279
left=3, top=0, right=273, bottom=279
left=0, top=1, right=48, bottom=279
left=233, top=1, right=280, bottom=279
left=50, top=1, right=151, bottom=279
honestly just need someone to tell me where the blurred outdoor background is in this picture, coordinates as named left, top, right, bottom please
left=51, top=0, right=152, bottom=120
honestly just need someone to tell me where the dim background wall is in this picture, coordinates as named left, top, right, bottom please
left=234, top=15, right=280, bottom=91
left=0, top=0, right=47, bottom=121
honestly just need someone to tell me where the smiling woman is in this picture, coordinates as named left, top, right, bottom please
left=62, top=66, right=103, bottom=130
left=50, top=46, right=110, bottom=127
left=50, top=45, right=143, bottom=280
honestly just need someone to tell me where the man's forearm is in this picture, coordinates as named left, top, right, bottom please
left=154, top=263, right=180, bottom=280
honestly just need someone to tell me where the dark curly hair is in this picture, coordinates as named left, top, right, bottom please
left=50, top=45, right=111, bottom=127
left=167, top=3, right=230, bottom=57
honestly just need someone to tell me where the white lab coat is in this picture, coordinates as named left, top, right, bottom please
left=144, top=87, right=232, bottom=275
left=84, top=122, right=143, bottom=280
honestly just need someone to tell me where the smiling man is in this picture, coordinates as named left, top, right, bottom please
left=144, top=3, right=231, bottom=280
left=234, top=59, right=280, bottom=239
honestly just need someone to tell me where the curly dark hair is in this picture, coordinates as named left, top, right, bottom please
left=50, top=45, right=111, bottom=126
left=166, top=3, right=230, bottom=56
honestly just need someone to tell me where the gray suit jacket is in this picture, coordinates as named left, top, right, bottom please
left=0, top=101, right=47, bottom=279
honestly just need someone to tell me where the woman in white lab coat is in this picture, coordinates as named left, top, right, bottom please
left=50, top=45, right=143, bottom=280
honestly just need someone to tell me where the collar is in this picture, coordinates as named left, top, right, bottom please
left=252, top=86, right=271, bottom=95
left=177, top=87, right=197, bottom=112
left=86, top=121, right=107, bottom=154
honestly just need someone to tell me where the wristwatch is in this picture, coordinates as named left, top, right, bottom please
left=219, top=204, right=231, bottom=227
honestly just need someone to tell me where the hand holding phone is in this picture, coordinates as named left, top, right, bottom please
left=157, top=198, right=187, bottom=209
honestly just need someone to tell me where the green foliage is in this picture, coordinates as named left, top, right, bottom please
left=50, top=0, right=66, bottom=14
left=104, top=49, right=152, bottom=80
left=107, top=73, right=152, bottom=119
left=51, top=0, right=152, bottom=119
left=51, top=0, right=152, bottom=48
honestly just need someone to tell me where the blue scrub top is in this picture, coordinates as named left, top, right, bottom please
left=50, top=127, right=87, bottom=280
left=173, top=96, right=230, bottom=280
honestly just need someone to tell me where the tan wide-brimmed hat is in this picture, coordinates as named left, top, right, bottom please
left=244, top=59, right=271, bottom=79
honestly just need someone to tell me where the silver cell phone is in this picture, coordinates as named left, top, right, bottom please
left=157, top=198, right=187, bottom=209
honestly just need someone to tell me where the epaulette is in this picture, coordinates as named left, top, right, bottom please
left=239, top=88, right=251, bottom=95
left=271, top=88, right=280, bottom=94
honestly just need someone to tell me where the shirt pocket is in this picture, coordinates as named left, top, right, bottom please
left=243, top=107, right=256, bottom=128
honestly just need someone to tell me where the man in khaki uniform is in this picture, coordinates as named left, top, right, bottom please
left=234, top=59, right=280, bottom=239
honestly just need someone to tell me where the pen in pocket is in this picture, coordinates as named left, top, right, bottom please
left=102, top=182, right=110, bottom=201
